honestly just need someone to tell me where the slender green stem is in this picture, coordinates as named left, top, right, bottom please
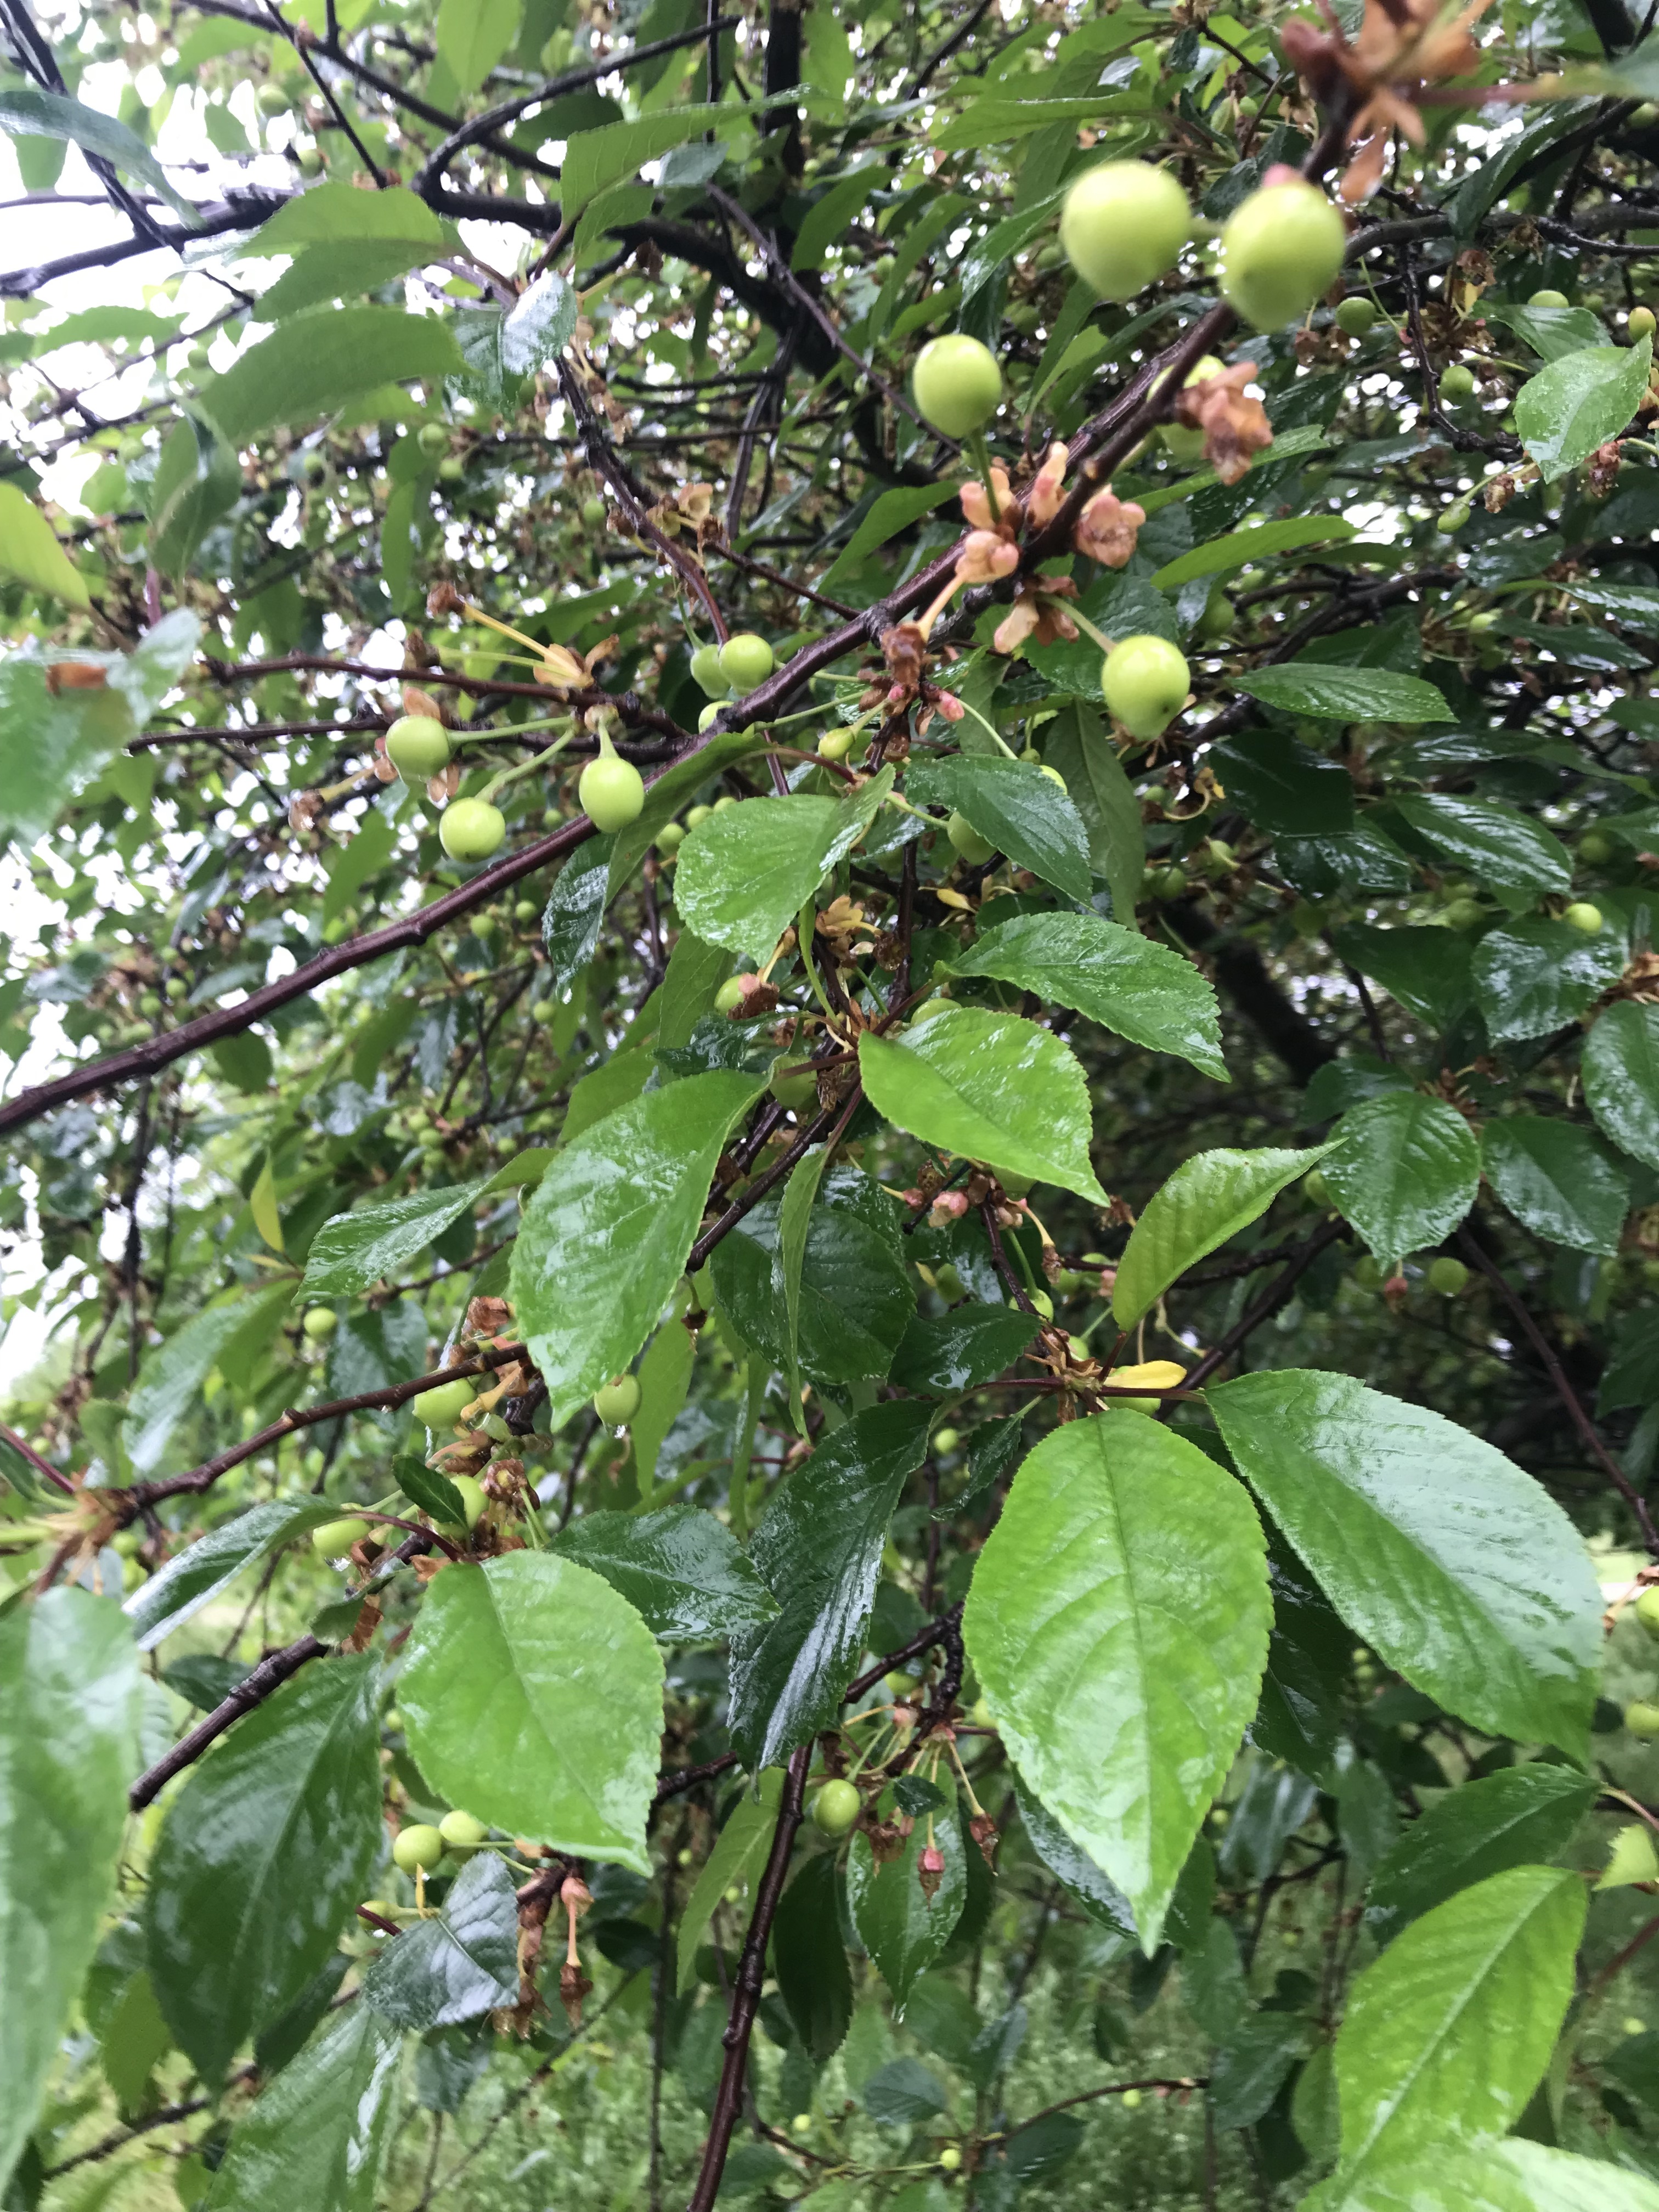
left=950, top=689, right=1019, bottom=759
left=479, top=735, right=574, bottom=803
left=966, top=430, right=1002, bottom=521
left=1065, top=604, right=1116, bottom=658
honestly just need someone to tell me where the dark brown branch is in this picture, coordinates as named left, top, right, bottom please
left=0, top=1421, right=75, bottom=1497
left=1176, top=1218, right=1347, bottom=1397
left=129, top=1634, right=325, bottom=1809
left=685, top=1742, right=810, bottom=2212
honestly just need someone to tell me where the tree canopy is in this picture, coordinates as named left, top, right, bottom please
left=5, top=2, right=1659, bottom=2210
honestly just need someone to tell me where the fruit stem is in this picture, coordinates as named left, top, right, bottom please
left=797, top=904, right=839, bottom=1025
left=478, top=733, right=575, bottom=804
left=1065, top=605, right=1118, bottom=657
left=450, top=715, right=572, bottom=746
left=436, top=593, right=548, bottom=659
left=966, top=431, right=1002, bottom=522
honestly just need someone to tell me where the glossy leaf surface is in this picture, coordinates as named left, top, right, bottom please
left=400, top=1554, right=664, bottom=1874
left=673, top=774, right=891, bottom=965
left=1324, top=1092, right=1481, bottom=1261
left=907, top=754, right=1093, bottom=901
left=1482, top=1115, right=1629, bottom=1255
left=360, top=1851, right=520, bottom=2029
left=1584, top=1002, right=1659, bottom=1170
left=202, top=2002, right=403, bottom=2212
left=552, top=1505, right=778, bottom=1641
left=1365, top=1764, right=1596, bottom=1946
left=964, top=1413, right=1269, bottom=1948
left=1112, top=1143, right=1334, bottom=1329
left=847, top=1779, right=967, bottom=2015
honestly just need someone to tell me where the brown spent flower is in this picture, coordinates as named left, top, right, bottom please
left=1281, top=1, right=1494, bottom=206
left=1074, top=486, right=1147, bottom=568
left=1173, top=362, right=1273, bottom=486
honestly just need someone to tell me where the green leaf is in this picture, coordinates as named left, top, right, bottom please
left=1515, top=337, right=1652, bottom=482
left=1328, top=1866, right=1584, bottom=2190
left=202, top=2003, right=403, bottom=2212
left=1483, top=300, right=1611, bottom=363
left=857, top=1006, right=1107, bottom=1203
left=1209, top=729, right=1355, bottom=835
left=676, top=1774, right=782, bottom=1995
left=847, top=1779, right=967, bottom=2015
left=551, top=1506, right=778, bottom=1641
left=1039, top=700, right=1144, bottom=921
left=673, top=774, right=893, bottom=967
left=1014, top=1775, right=1136, bottom=1940
left=1323, top=1092, right=1480, bottom=1262
left=251, top=182, right=445, bottom=253
left=708, top=1161, right=915, bottom=1388
left=1234, top=664, right=1449, bottom=723
left=560, top=105, right=728, bottom=217
left=1311, top=2138, right=1659, bottom=2212
left=776, top=1141, right=834, bottom=1421
left=821, top=481, right=956, bottom=583
left=399, top=1553, right=664, bottom=1874
left=1482, top=1115, right=1629, bottom=1256
left=0, top=481, right=90, bottom=608
left=1331, top=923, right=1472, bottom=1030
left=1209, top=2010, right=1311, bottom=2131
left=393, top=1454, right=467, bottom=1528
left=510, top=1069, right=766, bottom=1426
left=437, top=0, right=522, bottom=93
left=0, top=85, right=200, bottom=223
left=123, top=1300, right=264, bottom=1475
left=1365, top=1765, right=1596, bottom=1948
left=1207, top=1370, right=1602, bottom=1757
left=627, top=1316, right=695, bottom=1493
left=360, top=1852, right=519, bottom=2029
left=257, top=240, right=437, bottom=319
left=0, top=1589, right=143, bottom=2187
left=728, top=1401, right=934, bottom=1768
left=964, top=1412, right=1269, bottom=1948
left=1152, top=515, right=1356, bottom=590
left=888, top=1305, right=1039, bottom=1395
left=199, top=307, right=465, bottom=445
left=1394, top=794, right=1571, bottom=902
left=1584, top=1002, right=1659, bottom=1171
left=449, top=274, right=579, bottom=406
left=659, top=927, right=732, bottom=1051
left=540, top=836, right=613, bottom=995
left=123, top=1498, right=341, bottom=1651
left=146, top=1657, right=381, bottom=2080
left=905, top=755, right=1093, bottom=904
left=1111, top=1143, right=1333, bottom=1330
left=302, top=1172, right=490, bottom=1297
left=1471, top=918, right=1627, bottom=1045
left=774, top=1854, right=853, bottom=2063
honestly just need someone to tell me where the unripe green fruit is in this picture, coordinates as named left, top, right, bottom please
left=1635, top=1587, right=1659, bottom=1639
left=311, top=1516, right=371, bottom=1556
left=579, top=736, right=645, bottom=833
left=1148, top=862, right=1187, bottom=900
left=933, top=1426, right=961, bottom=1454
left=1303, top=1167, right=1329, bottom=1207
left=1334, top=295, right=1378, bottom=337
left=393, top=1824, right=444, bottom=1874
left=656, top=820, right=685, bottom=856
left=531, top=999, right=555, bottom=1024
left=1564, top=900, right=1604, bottom=934
left=714, top=794, right=737, bottom=810
left=771, top=1066, right=818, bottom=1110
left=818, top=726, right=859, bottom=760
left=412, top=1378, right=476, bottom=1429
left=1426, top=1256, right=1469, bottom=1296
left=296, top=146, right=323, bottom=177
left=1579, top=828, right=1616, bottom=865
left=1101, top=634, right=1190, bottom=740
left=594, top=1373, right=642, bottom=1425
left=139, top=991, right=162, bottom=1016
left=946, top=810, right=996, bottom=865
left=1627, top=1700, right=1659, bottom=1739
left=417, top=422, right=449, bottom=459
left=1221, top=181, right=1347, bottom=331
left=1630, top=307, right=1656, bottom=342
left=1028, top=1287, right=1054, bottom=1321
left=580, top=496, right=606, bottom=527
left=939, top=2147, right=963, bottom=2172
left=514, top=898, right=538, bottom=924
left=719, top=631, right=775, bottom=691
left=911, top=332, right=1003, bottom=439
left=1198, top=590, right=1233, bottom=642
left=1528, top=287, right=1570, bottom=309
left=1058, top=161, right=1189, bottom=302
left=714, top=977, right=747, bottom=1014
left=812, top=1779, right=862, bottom=1836
left=438, top=1809, right=489, bottom=1849
left=1442, top=897, right=1486, bottom=931
left=448, top=1474, right=487, bottom=1530
left=689, top=644, right=727, bottom=697
left=698, top=703, right=721, bottom=732
left=1439, top=363, right=1476, bottom=400
left=302, top=1306, right=338, bottom=1341
left=1437, top=497, right=1472, bottom=535
left=438, top=456, right=464, bottom=485
left=256, top=81, right=289, bottom=115
left=386, top=714, right=452, bottom=782
left=440, top=797, right=506, bottom=861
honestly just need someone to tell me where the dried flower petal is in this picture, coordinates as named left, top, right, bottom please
left=1074, top=487, right=1146, bottom=568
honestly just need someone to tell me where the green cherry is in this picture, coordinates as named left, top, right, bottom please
left=302, top=1306, right=338, bottom=1341
left=385, top=714, right=452, bottom=783
left=594, top=1373, right=642, bottom=1425
left=1426, top=1256, right=1469, bottom=1296
left=1563, top=900, right=1604, bottom=934
left=579, top=730, right=646, bottom=833
left=417, top=422, right=449, bottom=459
left=311, top=1516, right=371, bottom=1556
left=1627, top=1700, right=1659, bottom=1739
left=946, top=810, right=996, bottom=866
left=1058, top=161, right=1189, bottom=302
left=448, top=1474, right=487, bottom=1530
left=1221, top=180, right=1348, bottom=331
left=439, top=797, right=506, bottom=862
left=439, top=1809, right=489, bottom=1849
left=1334, top=295, right=1378, bottom=336
left=911, top=333, right=1003, bottom=439
left=1528, top=287, right=1570, bottom=309
left=1157, top=354, right=1224, bottom=464
left=714, top=976, right=747, bottom=1015
left=690, top=643, right=727, bottom=696
left=1630, top=306, right=1657, bottom=342
left=812, top=1779, right=862, bottom=1837
left=1101, top=634, right=1190, bottom=740
left=718, top=632, right=775, bottom=691
left=1635, top=1587, right=1659, bottom=1639
left=392, top=1824, right=445, bottom=1874
left=411, top=1377, right=476, bottom=1429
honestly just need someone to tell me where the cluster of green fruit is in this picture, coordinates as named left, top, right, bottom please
left=1624, top=1589, right=1659, bottom=1737
left=390, top=1807, right=491, bottom=1874
left=381, top=709, right=647, bottom=858
left=690, top=632, right=776, bottom=730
